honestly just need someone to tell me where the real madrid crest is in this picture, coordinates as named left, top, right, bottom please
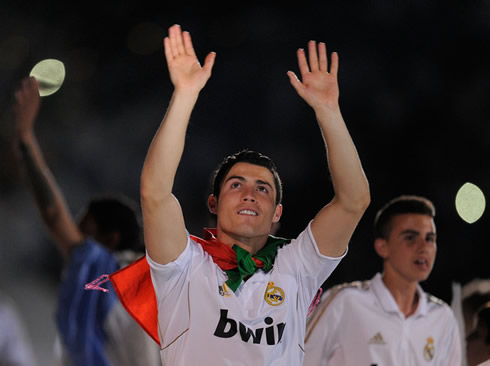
left=264, top=281, right=285, bottom=306
left=423, top=336, right=435, bottom=361
left=218, top=283, right=232, bottom=298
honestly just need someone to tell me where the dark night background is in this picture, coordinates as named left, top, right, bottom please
left=1, top=1, right=489, bottom=364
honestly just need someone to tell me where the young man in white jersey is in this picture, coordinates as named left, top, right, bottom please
left=303, top=195, right=462, bottom=366
left=140, top=24, right=370, bottom=365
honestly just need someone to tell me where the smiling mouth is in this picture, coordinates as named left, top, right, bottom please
left=238, top=209, right=258, bottom=216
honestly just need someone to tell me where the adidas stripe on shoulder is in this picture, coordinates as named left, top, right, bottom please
left=305, top=280, right=370, bottom=342
left=426, top=293, right=448, bottom=307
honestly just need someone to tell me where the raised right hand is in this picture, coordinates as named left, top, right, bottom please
left=164, top=24, right=216, bottom=94
left=12, top=76, right=41, bottom=138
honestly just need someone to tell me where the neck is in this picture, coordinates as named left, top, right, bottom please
left=381, top=271, right=419, bottom=317
left=216, top=228, right=268, bottom=255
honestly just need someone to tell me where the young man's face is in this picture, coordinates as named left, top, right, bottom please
left=78, top=212, right=118, bottom=250
left=209, top=162, right=282, bottom=245
left=376, top=213, right=437, bottom=285
left=78, top=212, right=99, bottom=239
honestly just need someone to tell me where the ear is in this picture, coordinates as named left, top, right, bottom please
left=272, top=204, right=283, bottom=223
left=208, top=194, right=218, bottom=214
left=374, top=238, right=389, bottom=259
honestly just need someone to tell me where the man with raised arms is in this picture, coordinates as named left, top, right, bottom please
left=141, top=24, right=370, bottom=365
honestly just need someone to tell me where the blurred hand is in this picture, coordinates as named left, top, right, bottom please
left=12, top=76, right=41, bottom=138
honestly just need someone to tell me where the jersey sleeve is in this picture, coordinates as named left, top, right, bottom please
left=303, top=287, right=344, bottom=366
left=146, top=233, right=194, bottom=302
left=146, top=233, right=204, bottom=348
left=276, top=222, right=347, bottom=311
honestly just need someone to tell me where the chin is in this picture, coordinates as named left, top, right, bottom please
left=415, top=272, right=432, bottom=283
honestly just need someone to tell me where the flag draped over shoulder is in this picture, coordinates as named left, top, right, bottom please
left=109, top=256, right=160, bottom=345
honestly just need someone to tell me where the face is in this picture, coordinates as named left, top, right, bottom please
left=376, top=214, right=437, bottom=285
left=78, top=212, right=99, bottom=239
left=78, top=212, right=118, bottom=250
left=208, top=162, right=282, bottom=244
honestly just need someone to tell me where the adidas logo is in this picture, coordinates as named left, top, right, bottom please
left=369, top=332, right=386, bottom=345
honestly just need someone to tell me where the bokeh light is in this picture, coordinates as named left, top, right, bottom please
left=455, top=182, right=486, bottom=224
left=29, top=59, right=65, bottom=96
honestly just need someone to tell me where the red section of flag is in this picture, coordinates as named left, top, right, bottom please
left=109, top=256, right=160, bottom=346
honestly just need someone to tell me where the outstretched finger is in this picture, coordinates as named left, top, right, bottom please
left=183, top=31, right=196, bottom=57
left=14, top=89, right=23, bottom=105
left=308, top=40, right=319, bottom=72
left=287, top=70, right=305, bottom=95
left=296, top=48, right=310, bottom=79
left=202, top=52, right=216, bottom=74
left=169, top=24, right=185, bottom=56
left=163, top=37, right=173, bottom=62
left=329, top=51, right=339, bottom=77
left=318, top=42, right=328, bottom=73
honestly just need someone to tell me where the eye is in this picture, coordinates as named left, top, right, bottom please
left=231, top=182, right=241, bottom=189
left=403, top=234, right=416, bottom=243
left=426, top=235, right=436, bottom=243
left=257, top=185, right=269, bottom=193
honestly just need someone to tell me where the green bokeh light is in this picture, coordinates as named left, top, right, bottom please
left=455, top=182, right=486, bottom=224
left=29, top=59, right=65, bottom=96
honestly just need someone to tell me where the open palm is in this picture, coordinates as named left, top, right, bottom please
left=164, top=25, right=215, bottom=93
left=288, top=41, right=339, bottom=111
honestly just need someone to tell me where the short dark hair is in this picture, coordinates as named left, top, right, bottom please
left=374, top=195, right=435, bottom=239
left=86, top=194, right=141, bottom=251
left=212, top=149, right=283, bottom=205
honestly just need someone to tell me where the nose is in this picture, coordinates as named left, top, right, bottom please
left=241, top=187, right=256, bottom=202
left=417, top=238, right=432, bottom=252
left=242, top=195, right=256, bottom=202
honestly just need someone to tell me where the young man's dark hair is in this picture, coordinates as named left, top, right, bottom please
left=85, top=195, right=141, bottom=251
left=374, top=195, right=436, bottom=240
left=211, top=149, right=283, bottom=205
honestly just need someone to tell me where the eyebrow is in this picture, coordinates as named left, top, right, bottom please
left=225, top=175, right=274, bottom=190
left=400, top=229, right=419, bottom=236
left=399, top=229, right=437, bottom=237
left=225, top=175, right=245, bottom=184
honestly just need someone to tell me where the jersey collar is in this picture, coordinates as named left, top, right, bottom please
left=371, top=272, right=428, bottom=318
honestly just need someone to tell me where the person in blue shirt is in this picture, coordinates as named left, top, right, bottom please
left=12, top=76, right=160, bottom=366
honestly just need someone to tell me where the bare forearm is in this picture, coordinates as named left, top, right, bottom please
left=17, top=132, right=81, bottom=256
left=18, top=133, right=67, bottom=219
left=289, top=42, right=369, bottom=256
left=140, top=90, right=201, bottom=263
left=19, top=137, right=56, bottom=211
left=141, top=25, right=215, bottom=264
left=141, top=90, right=200, bottom=201
left=316, top=106, right=370, bottom=211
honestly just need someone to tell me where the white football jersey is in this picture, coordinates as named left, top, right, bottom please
left=148, top=223, right=345, bottom=365
left=303, top=273, right=462, bottom=366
